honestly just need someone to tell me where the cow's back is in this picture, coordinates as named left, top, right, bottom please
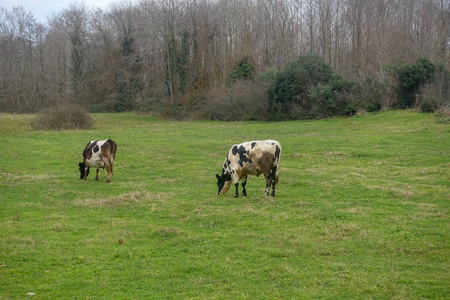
left=245, top=140, right=281, bottom=161
left=229, top=140, right=281, bottom=175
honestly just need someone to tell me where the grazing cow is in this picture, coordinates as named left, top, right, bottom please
left=79, top=139, right=117, bottom=183
left=216, top=140, right=282, bottom=197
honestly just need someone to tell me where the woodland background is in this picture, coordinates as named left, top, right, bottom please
left=0, top=0, right=449, bottom=120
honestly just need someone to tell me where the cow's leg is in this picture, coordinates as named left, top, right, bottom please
left=264, top=173, right=272, bottom=196
left=271, top=181, right=276, bottom=197
left=271, top=166, right=278, bottom=197
left=241, top=175, right=248, bottom=197
left=105, top=164, right=112, bottom=183
left=232, top=172, right=240, bottom=198
left=233, top=183, right=239, bottom=198
left=95, top=168, right=99, bottom=181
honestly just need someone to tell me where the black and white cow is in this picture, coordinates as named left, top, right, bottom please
left=79, top=139, right=117, bottom=183
left=216, top=140, right=282, bottom=197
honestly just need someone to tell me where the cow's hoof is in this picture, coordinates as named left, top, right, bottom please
left=242, top=193, right=247, bottom=197
left=106, top=179, right=111, bottom=183
left=233, top=194, right=238, bottom=198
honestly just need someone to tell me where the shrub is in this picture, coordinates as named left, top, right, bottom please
left=258, top=68, right=278, bottom=84
left=384, top=58, right=436, bottom=109
left=268, top=54, right=333, bottom=120
left=31, top=103, right=94, bottom=130
left=308, top=75, right=354, bottom=118
left=345, top=77, right=384, bottom=114
left=418, top=64, right=450, bottom=113
left=198, top=81, right=268, bottom=121
left=229, top=57, right=255, bottom=82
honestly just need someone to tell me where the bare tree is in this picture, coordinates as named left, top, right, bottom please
left=0, top=0, right=448, bottom=112
left=63, top=3, right=91, bottom=103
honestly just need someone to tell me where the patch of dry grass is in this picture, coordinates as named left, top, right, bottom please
left=74, top=191, right=172, bottom=207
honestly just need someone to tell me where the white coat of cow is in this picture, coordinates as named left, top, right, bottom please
left=216, top=140, right=281, bottom=197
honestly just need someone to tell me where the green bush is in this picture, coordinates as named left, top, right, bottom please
left=268, top=54, right=333, bottom=120
left=308, top=75, right=354, bottom=118
left=31, top=103, right=94, bottom=130
left=345, top=77, right=384, bottom=114
left=384, top=58, right=436, bottom=109
left=229, top=57, right=255, bottom=82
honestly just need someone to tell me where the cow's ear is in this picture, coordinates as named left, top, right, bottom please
left=216, top=174, right=220, bottom=180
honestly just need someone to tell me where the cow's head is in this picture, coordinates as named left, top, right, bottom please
left=78, top=162, right=89, bottom=179
left=216, top=173, right=231, bottom=195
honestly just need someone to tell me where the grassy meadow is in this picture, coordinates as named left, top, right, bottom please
left=0, top=111, right=448, bottom=299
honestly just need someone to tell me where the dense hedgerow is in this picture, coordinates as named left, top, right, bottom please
left=131, top=55, right=448, bottom=121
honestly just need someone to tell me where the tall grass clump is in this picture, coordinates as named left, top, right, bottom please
left=31, top=103, right=94, bottom=130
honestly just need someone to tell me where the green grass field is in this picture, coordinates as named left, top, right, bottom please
left=0, top=111, right=448, bottom=299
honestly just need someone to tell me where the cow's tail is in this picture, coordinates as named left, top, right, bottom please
left=106, top=139, right=117, bottom=173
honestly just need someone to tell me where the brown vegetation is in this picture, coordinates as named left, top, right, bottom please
left=31, top=104, right=94, bottom=130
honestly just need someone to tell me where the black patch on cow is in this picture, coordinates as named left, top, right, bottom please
left=223, top=173, right=231, bottom=181
left=222, top=156, right=231, bottom=173
left=237, top=145, right=252, bottom=167
left=251, top=142, right=256, bottom=149
left=232, top=145, right=238, bottom=155
left=93, top=145, right=99, bottom=152
left=221, top=166, right=228, bottom=176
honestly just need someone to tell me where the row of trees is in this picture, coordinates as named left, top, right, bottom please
left=0, top=0, right=449, bottom=118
